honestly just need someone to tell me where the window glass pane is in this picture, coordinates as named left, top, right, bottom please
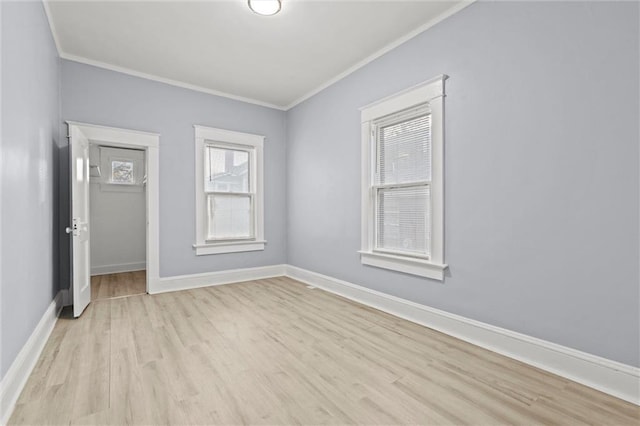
left=376, top=113, right=431, bottom=185
left=207, top=194, right=252, bottom=240
left=205, top=146, right=249, bottom=193
left=376, top=186, right=430, bottom=256
left=111, top=160, right=134, bottom=184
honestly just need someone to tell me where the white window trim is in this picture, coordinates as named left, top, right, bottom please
left=359, top=75, right=448, bottom=280
left=193, top=125, right=265, bottom=256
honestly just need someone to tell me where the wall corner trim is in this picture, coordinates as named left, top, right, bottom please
left=0, top=291, right=64, bottom=425
left=153, top=264, right=287, bottom=294
left=284, top=264, right=640, bottom=405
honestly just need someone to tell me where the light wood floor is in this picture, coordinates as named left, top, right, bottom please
left=91, top=271, right=146, bottom=301
left=10, top=277, right=639, bottom=425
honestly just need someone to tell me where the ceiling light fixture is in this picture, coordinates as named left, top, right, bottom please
left=248, top=0, right=281, bottom=16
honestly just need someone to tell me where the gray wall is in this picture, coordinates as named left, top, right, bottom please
left=89, top=145, right=146, bottom=275
left=61, top=60, right=287, bottom=279
left=1, top=1, right=61, bottom=378
left=286, top=1, right=640, bottom=367
left=4, top=0, right=636, bottom=381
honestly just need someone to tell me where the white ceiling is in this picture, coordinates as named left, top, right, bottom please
left=45, top=1, right=470, bottom=109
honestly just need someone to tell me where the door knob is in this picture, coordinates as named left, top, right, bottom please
left=65, top=227, right=73, bottom=234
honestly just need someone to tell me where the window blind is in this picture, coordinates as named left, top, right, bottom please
left=376, top=186, right=430, bottom=256
left=374, top=106, right=432, bottom=257
left=207, top=194, right=252, bottom=240
left=376, top=112, right=431, bottom=185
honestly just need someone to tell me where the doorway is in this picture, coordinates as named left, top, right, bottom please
left=89, top=144, right=147, bottom=300
left=67, top=122, right=160, bottom=317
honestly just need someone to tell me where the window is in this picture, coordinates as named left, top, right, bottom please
left=96, top=146, right=145, bottom=192
left=359, top=75, right=448, bottom=280
left=194, top=125, right=265, bottom=255
left=205, top=146, right=251, bottom=240
left=110, top=160, right=134, bottom=184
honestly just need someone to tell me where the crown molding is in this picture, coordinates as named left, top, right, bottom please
left=59, top=53, right=287, bottom=110
left=283, top=0, right=476, bottom=110
left=42, top=0, right=475, bottom=112
left=42, top=1, right=285, bottom=110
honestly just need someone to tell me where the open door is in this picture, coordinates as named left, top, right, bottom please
left=66, top=125, right=91, bottom=317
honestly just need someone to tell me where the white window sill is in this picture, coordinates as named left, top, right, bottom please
left=194, top=240, right=266, bottom=256
left=358, top=250, right=447, bottom=280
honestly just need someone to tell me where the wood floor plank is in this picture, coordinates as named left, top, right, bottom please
left=9, top=277, right=640, bottom=425
left=91, top=270, right=146, bottom=301
left=109, top=345, right=149, bottom=424
left=11, top=383, right=75, bottom=426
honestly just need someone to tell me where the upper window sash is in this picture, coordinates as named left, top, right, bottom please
left=372, top=105, right=432, bottom=187
left=204, top=142, right=252, bottom=193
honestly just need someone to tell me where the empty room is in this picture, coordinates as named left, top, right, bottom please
left=1, top=0, right=638, bottom=424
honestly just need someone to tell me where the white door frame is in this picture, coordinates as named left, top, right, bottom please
left=67, top=121, right=160, bottom=294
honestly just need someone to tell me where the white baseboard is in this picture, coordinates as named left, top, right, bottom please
left=285, top=265, right=640, bottom=405
left=152, top=264, right=286, bottom=294
left=0, top=292, right=63, bottom=425
left=90, top=262, right=146, bottom=276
